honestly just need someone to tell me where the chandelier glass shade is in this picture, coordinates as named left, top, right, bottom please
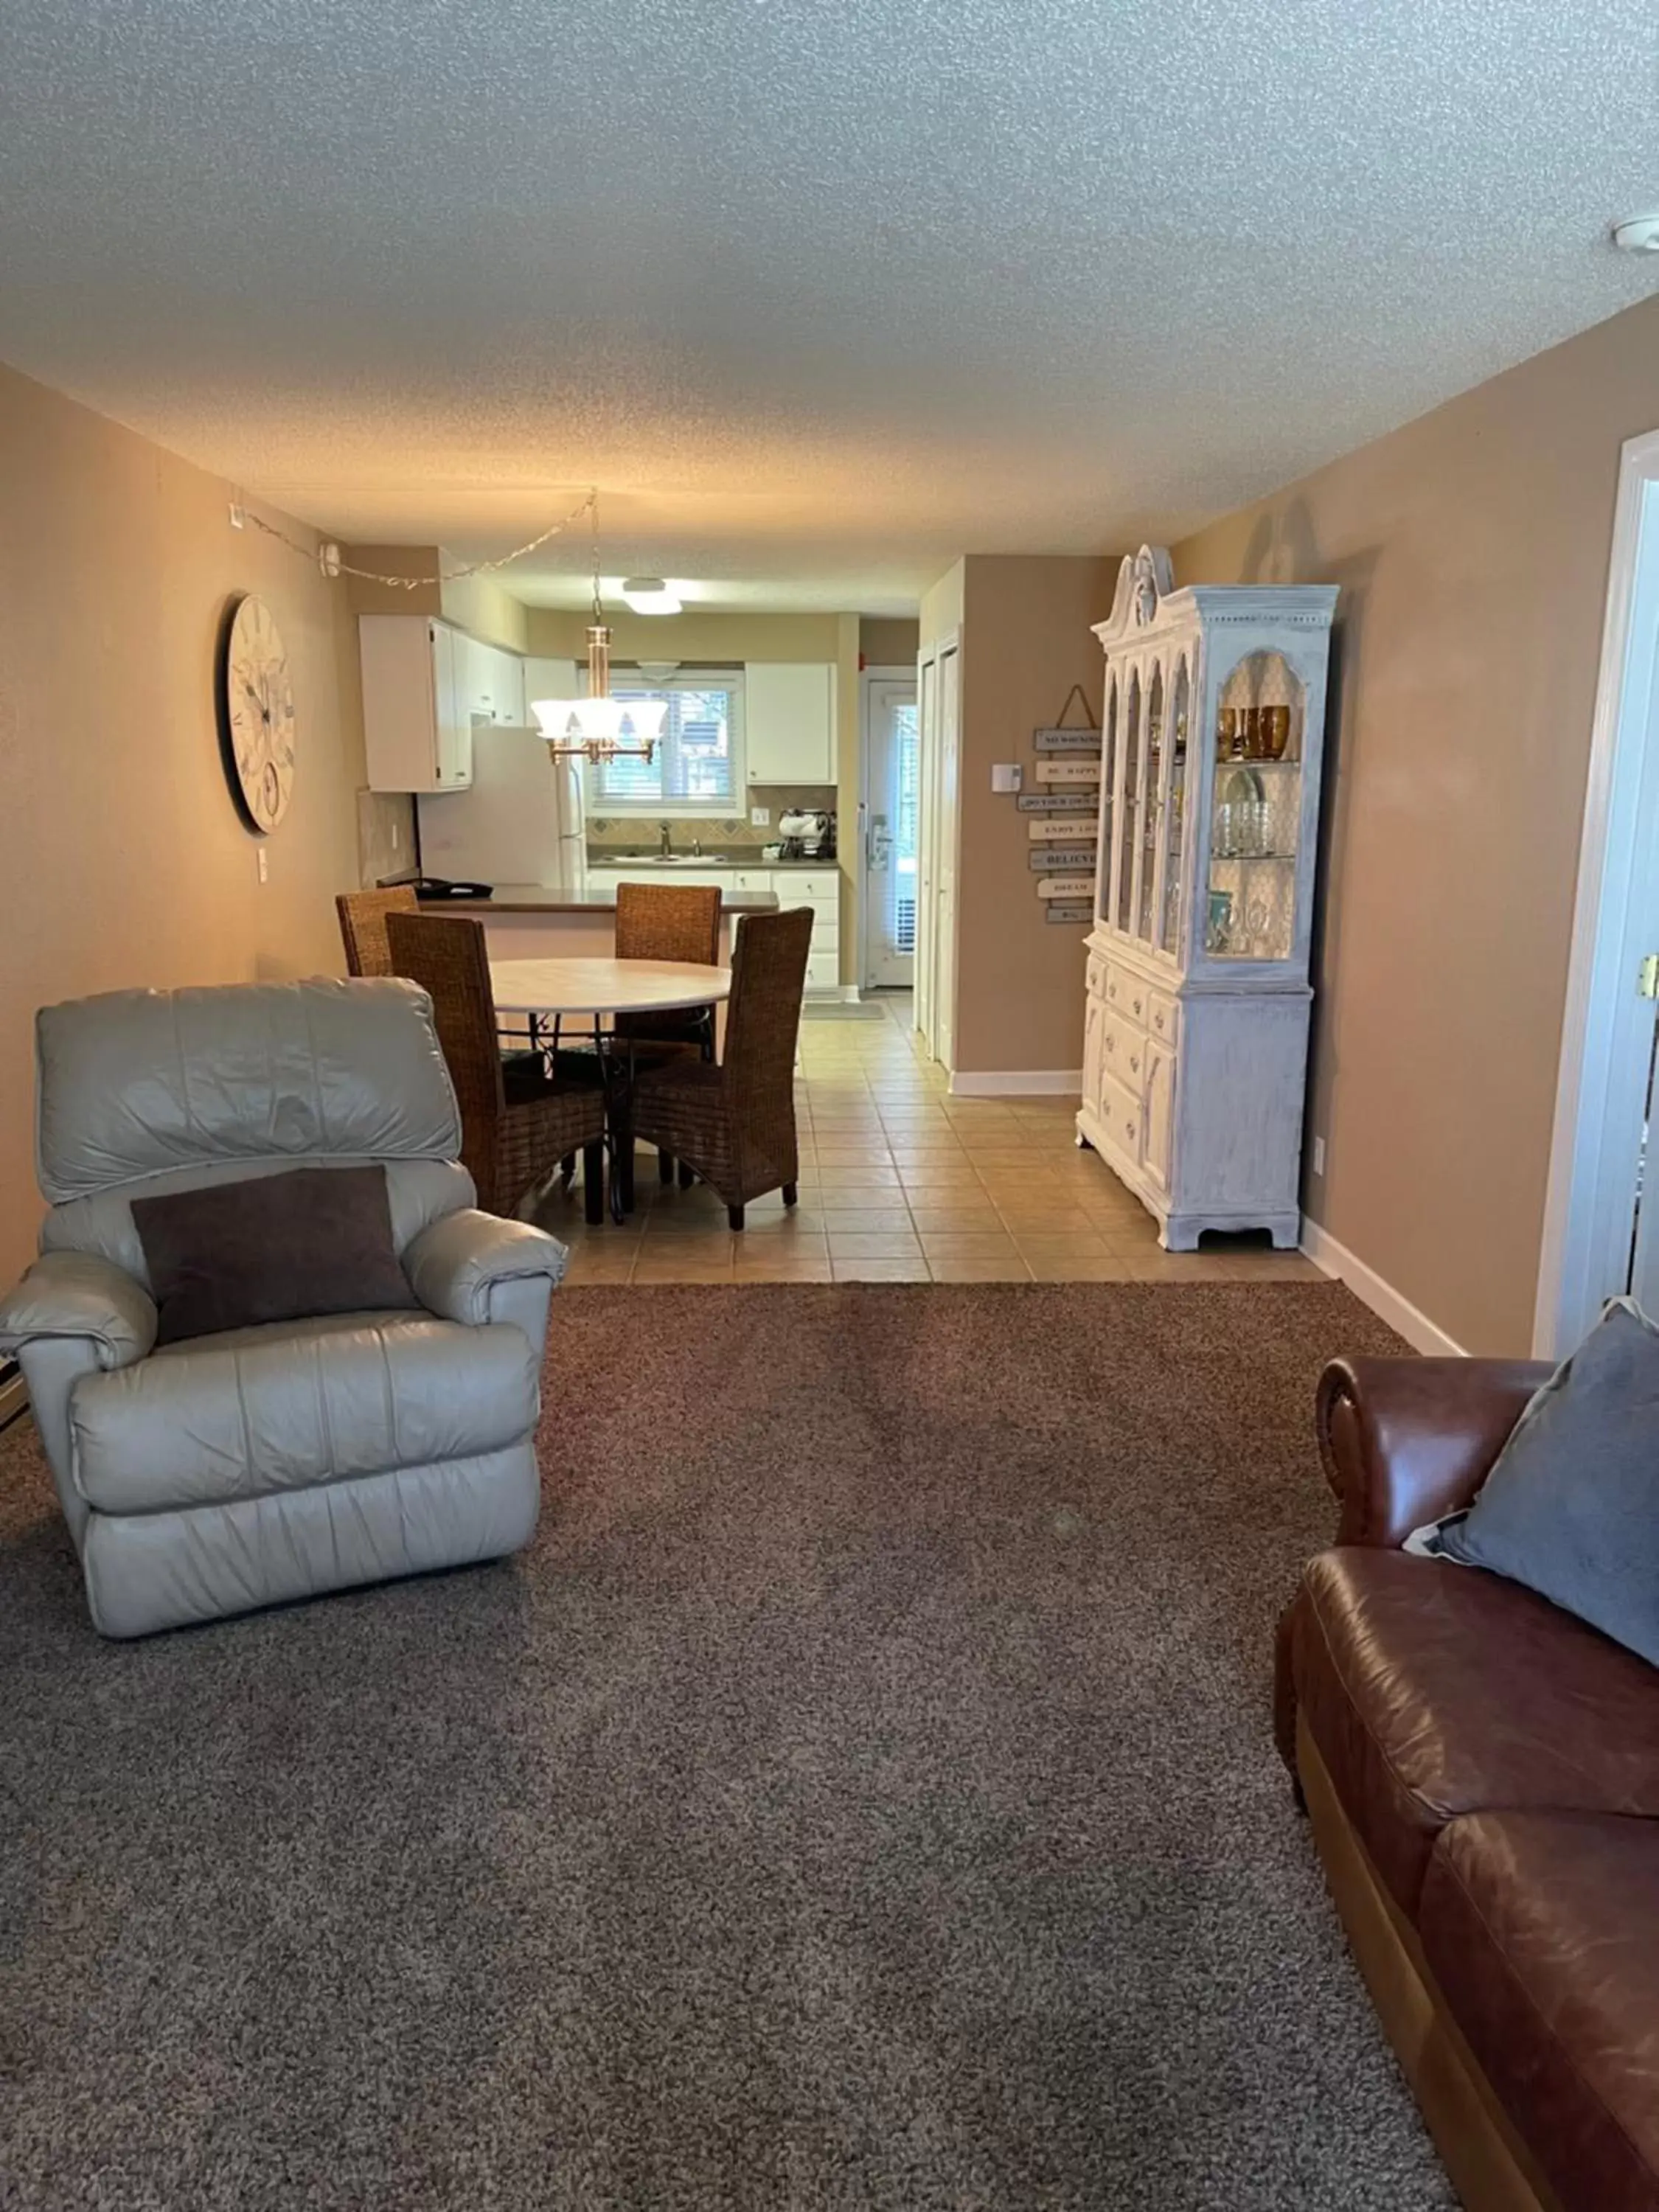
left=529, top=495, right=663, bottom=762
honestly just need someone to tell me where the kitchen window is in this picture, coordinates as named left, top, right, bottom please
left=586, top=670, right=744, bottom=812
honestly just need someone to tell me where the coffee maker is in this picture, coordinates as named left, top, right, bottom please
left=778, top=809, right=835, bottom=860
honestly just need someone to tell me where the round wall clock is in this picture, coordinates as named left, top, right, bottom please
left=218, top=593, right=296, bottom=832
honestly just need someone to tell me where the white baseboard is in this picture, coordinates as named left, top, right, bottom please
left=948, top=1068, right=1083, bottom=1098
left=1300, top=1220, right=1466, bottom=1356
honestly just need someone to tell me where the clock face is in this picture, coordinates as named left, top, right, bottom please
left=218, top=594, right=296, bottom=833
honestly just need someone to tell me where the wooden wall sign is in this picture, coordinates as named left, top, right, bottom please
left=1027, top=815, right=1096, bottom=841
left=1034, top=758, right=1101, bottom=787
left=1044, top=901, right=1093, bottom=924
left=1018, top=791, right=1091, bottom=814
left=1034, top=727, right=1102, bottom=754
left=1028, top=846, right=1093, bottom=872
left=1037, top=874, right=1095, bottom=900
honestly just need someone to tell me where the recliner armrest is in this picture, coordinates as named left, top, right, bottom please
left=0, top=1251, right=157, bottom=1368
left=1315, top=1355, right=1554, bottom=1548
left=404, top=1209, right=568, bottom=1327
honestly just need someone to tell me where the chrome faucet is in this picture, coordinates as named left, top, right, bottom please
left=658, top=821, right=673, bottom=858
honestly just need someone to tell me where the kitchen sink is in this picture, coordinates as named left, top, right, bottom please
left=609, top=852, right=729, bottom=866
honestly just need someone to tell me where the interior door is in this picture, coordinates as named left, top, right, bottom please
left=863, top=676, right=919, bottom=989
left=933, top=641, right=961, bottom=1069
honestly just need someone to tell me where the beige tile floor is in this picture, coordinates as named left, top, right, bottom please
left=538, top=995, right=1323, bottom=1287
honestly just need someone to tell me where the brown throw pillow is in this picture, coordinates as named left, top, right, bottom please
left=131, top=1165, right=418, bottom=1345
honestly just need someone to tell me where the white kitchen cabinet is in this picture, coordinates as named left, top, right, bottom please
left=1076, top=546, right=1337, bottom=1250
left=460, top=636, right=525, bottom=727
left=745, top=663, right=836, bottom=785
left=360, top=615, right=473, bottom=792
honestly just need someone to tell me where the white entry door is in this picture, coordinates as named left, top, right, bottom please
left=863, top=676, right=919, bottom=988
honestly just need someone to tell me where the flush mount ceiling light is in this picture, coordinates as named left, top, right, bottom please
left=1613, top=212, right=1659, bottom=253
left=620, top=576, right=684, bottom=615
left=527, top=496, right=664, bottom=763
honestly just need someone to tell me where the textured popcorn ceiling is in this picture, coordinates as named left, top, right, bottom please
left=1, top=0, right=1656, bottom=611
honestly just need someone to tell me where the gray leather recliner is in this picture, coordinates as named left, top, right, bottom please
left=0, top=976, right=567, bottom=1638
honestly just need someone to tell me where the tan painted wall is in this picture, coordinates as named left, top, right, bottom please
left=524, top=607, right=844, bottom=663
left=953, top=557, right=1119, bottom=1075
left=1172, top=291, right=1659, bottom=1354
left=859, top=616, right=919, bottom=666
left=0, top=359, right=374, bottom=1283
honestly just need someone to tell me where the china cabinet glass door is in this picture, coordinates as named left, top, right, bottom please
left=1137, top=664, right=1164, bottom=942
left=1116, top=670, right=1141, bottom=933
left=1204, top=650, right=1305, bottom=962
left=1155, top=654, right=1190, bottom=958
left=1096, top=675, right=1119, bottom=927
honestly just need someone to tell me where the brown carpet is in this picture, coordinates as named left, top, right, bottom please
left=0, top=1281, right=1453, bottom=2211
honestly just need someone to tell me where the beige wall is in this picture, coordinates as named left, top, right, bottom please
left=860, top=616, right=919, bottom=666
left=951, top=557, right=1119, bottom=1075
left=524, top=607, right=844, bottom=663
left=0, top=359, right=375, bottom=1283
left=1173, top=291, right=1659, bottom=1354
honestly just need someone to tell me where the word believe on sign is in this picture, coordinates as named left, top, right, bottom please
left=1028, top=846, right=1094, bottom=873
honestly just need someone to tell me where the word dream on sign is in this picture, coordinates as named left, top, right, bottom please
left=1036, top=874, right=1096, bottom=901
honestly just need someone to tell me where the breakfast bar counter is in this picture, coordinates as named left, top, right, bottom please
left=425, top=883, right=779, bottom=963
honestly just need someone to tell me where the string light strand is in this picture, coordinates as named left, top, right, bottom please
left=237, top=488, right=599, bottom=590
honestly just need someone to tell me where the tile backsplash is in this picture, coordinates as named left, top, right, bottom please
left=587, top=786, right=836, bottom=854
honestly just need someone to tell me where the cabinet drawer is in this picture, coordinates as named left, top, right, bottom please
left=1146, top=990, right=1180, bottom=1048
left=1096, top=1073, right=1144, bottom=1164
left=1101, top=1016, right=1150, bottom=1096
left=1086, top=951, right=1109, bottom=998
left=1103, top=965, right=1150, bottom=1029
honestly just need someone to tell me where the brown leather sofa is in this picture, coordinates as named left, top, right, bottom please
left=1277, top=1355, right=1659, bottom=2212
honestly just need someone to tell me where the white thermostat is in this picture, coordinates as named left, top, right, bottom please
left=991, top=763, right=1023, bottom=794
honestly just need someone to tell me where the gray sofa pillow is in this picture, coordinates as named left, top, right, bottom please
left=1425, top=1298, right=1659, bottom=1664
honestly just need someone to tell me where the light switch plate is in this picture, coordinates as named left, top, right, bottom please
left=750, top=805, right=771, bottom=827
left=991, top=763, right=1023, bottom=794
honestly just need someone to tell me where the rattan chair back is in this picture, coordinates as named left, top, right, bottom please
left=722, top=907, right=813, bottom=1106
left=613, top=879, right=723, bottom=965
left=337, top=886, right=419, bottom=978
left=385, top=912, right=506, bottom=1196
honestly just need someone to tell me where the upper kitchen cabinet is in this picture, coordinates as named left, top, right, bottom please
left=360, top=615, right=473, bottom=791
left=459, top=634, right=526, bottom=727
left=745, top=662, right=836, bottom=784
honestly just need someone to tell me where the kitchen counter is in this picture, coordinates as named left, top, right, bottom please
left=585, top=855, right=837, bottom=873
left=436, top=882, right=780, bottom=915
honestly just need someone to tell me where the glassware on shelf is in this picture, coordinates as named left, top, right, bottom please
left=1259, top=705, right=1291, bottom=760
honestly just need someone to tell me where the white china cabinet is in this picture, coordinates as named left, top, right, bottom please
left=1076, top=548, right=1337, bottom=1250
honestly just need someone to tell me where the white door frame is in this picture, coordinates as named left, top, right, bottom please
left=1534, top=426, right=1659, bottom=1357
left=858, top=666, right=918, bottom=992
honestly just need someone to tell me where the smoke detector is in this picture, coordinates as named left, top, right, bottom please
left=1613, top=213, right=1659, bottom=254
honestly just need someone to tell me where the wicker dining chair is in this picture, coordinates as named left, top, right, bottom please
left=607, top=879, right=725, bottom=1186
left=386, top=910, right=608, bottom=1225
left=336, top=886, right=419, bottom=977
left=630, top=906, right=813, bottom=1230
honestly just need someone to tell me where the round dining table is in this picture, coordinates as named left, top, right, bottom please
left=490, top=956, right=731, bottom=1222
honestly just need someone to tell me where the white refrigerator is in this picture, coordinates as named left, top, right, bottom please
left=417, top=727, right=587, bottom=894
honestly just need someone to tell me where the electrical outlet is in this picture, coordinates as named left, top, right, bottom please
left=750, top=805, right=771, bottom=827
left=1311, top=1135, right=1326, bottom=1175
left=256, top=847, right=268, bottom=884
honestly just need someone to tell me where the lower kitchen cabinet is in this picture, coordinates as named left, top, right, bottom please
left=585, top=866, right=841, bottom=994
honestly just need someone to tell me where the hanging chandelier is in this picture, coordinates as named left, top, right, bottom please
left=528, top=493, right=665, bottom=763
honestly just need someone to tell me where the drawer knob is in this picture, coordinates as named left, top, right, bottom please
left=1130, top=1054, right=1141, bottom=1074
left=1126, top=1121, right=1138, bottom=1143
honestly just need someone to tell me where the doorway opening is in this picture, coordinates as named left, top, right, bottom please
left=1536, top=425, right=1659, bottom=1356
left=860, top=669, right=919, bottom=992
